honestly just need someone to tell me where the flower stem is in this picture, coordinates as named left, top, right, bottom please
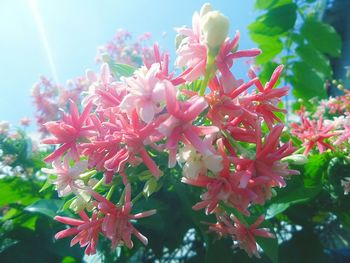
left=92, top=177, right=104, bottom=190
left=293, top=146, right=305, bottom=154
left=131, top=191, right=144, bottom=205
left=106, top=184, right=116, bottom=200
left=199, top=54, right=216, bottom=96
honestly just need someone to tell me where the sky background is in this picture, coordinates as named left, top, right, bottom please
left=0, top=0, right=256, bottom=132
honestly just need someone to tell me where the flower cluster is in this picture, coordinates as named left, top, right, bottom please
left=291, top=84, right=350, bottom=195
left=291, top=85, right=350, bottom=156
left=42, top=3, right=297, bottom=258
left=32, top=76, right=90, bottom=134
left=96, top=29, right=154, bottom=67
left=32, top=30, right=152, bottom=136
left=208, top=212, right=274, bottom=258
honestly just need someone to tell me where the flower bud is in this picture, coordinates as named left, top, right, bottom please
left=200, top=3, right=213, bottom=17
left=282, top=154, right=308, bottom=165
left=201, top=11, right=229, bottom=51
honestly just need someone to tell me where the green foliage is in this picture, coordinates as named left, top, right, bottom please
left=301, top=18, right=342, bottom=57
left=292, top=62, right=327, bottom=99
left=249, top=4, right=297, bottom=36
left=0, top=130, right=83, bottom=262
left=249, top=0, right=342, bottom=101
left=110, top=62, right=136, bottom=78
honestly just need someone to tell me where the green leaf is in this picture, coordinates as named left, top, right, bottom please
left=251, top=34, right=283, bottom=64
left=291, top=62, right=327, bottom=99
left=256, top=234, right=278, bottom=263
left=25, top=199, right=63, bottom=218
left=15, top=215, right=38, bottom=230
left=266, top=203, right=290, bottom=219
left=249, top=4, right=297, bottom=36
left=62, top=196, right=76, bottom=211
left=205, top=237, right=235, bottom=263
left=255, top=0, right=277, bottom=9
left=110, top=63, right=136, bottom=78
left=255, top=0, right=292, bottom=10
left=0, top=177, right=40, bottom=206
left=258, top=61, right=279, bottom=84
left=304, top=153, right=331, bottom=187
left=39, top=175, right=56, bottom=193
left=61, top=256, right=77, bottom=263
left=301, top=18, right=341, bottom=57
left=296, top=44, right=333, bottom=78
left=143, top=177, right=158, bottom=198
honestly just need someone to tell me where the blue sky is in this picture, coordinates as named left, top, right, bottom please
left=0, top=0, right=256, bottom=131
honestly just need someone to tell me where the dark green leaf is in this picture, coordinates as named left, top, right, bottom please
left=205, top=237, right=234, bottom=263
left=25, top=199, right=63, bottom=218
left=296, top=44, right=333, bottom=78
left=301, top=18, right=341, bottom=57
left=256, top=234, right=278, bottom=263
left=304, top=153, right=331, bottom=187
left=291, top=62, right=327, bottom=99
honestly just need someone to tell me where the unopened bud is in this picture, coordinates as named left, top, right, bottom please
left=282, top=154, right=307, bottom=165
left=200, top=3, right=213, bottom=17
left=201, top=11, right=229, bottom=51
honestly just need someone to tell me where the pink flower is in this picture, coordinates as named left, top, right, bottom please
left=210, top=214, right=275, bottom=258
left=232, top=215, right=274, bottom=258
left=205, top=76, right=259, bottom=128
left=20, top=117, right=31, bottom=127
left=91, top=184, right=156, bottom=249
left=55, top=211, right=102, bottom=255
left=42, top=100, right=94, bottom=162
left=182, top=139, right=255, bottom=215
left=216, top=31, right=261, bottom=93
left=209, top=214, right=274, bottom=258
left=175, top=11, right=207, bottom=82
left=234, top=124, right=298, bottom=189
left=335, top=125, right=350, bottom=145
left=291, top=115, right=339, bottom=155
left=81, top=110, right=162, bottom=183
left=83, top=63, right=126, bottom=109
left=120, top=64, right=170, bottom=123
left=158, top=85, right=218, bottom=167
left=246, top=65, right=289, bottom=129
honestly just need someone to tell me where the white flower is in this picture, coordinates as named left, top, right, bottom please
left=41, top=157, right=88, bottom=197
left=341, top=178, right=350, bottom=195
left=178, top=145, right=222, bottom=179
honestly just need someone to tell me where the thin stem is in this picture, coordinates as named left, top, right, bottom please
left=131, top=191, right=144, bottom=205
left=293, top=146, right=305, bottom=154
left=199, top=54, right=216, bottom=96
left=92, top=177, right=104, bottom=190
left=106, top=184, right=116, bottom=200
